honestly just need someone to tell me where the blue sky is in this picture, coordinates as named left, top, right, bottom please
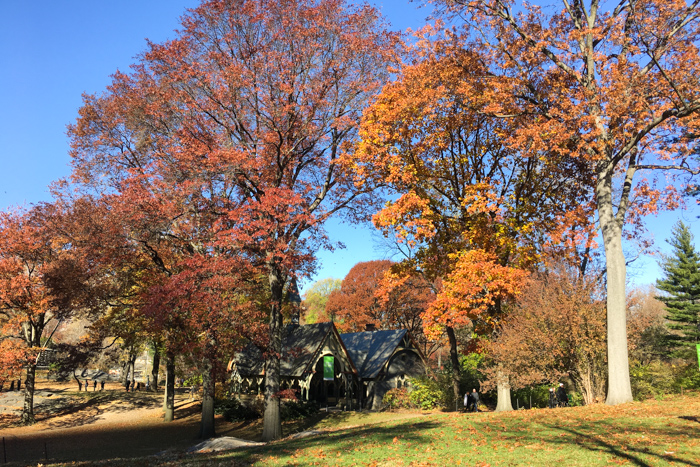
left=0, top=1, right=697, bottom=294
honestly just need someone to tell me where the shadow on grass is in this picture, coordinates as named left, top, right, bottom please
left=466, top=411, right=700, bottom=467
left=551, top=425, right=700, bottom=467
left=212, top=419, right=441, bottom=466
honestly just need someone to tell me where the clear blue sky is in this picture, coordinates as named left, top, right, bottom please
left=0, top=1, right=697, bottom=294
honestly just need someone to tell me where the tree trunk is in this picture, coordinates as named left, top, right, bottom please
left=163, top=350, right=175, bottom=422
left=603, top=229, right=633, bottom=404
left=73, top=371, right=83, bottom=392
left=151, top=343, right=161, bottom=390
left=199, top=356, right=216, bottom=439
left=122, top=358, right=131, bottom=386
left=262, top=269, right=284, bottom=442
left=21, top=366, right=36, bottom=424
left=129, top=358, right=136, bottom=388
left=597, top=177, right=633, bottom=405
left=445, top=326, right=461, bottom=411
left=495, top=367, right=513, bottom=412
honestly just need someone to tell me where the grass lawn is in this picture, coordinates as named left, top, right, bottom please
left=5, top=389, right=698, bottom=466
left=87, top=392, right=699, bottom=467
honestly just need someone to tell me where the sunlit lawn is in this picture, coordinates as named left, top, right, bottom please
left=140, top=392, right=700, bottom=467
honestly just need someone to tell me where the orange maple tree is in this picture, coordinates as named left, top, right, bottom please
left=434, top=0, right=700, bottom=404
left=354, top=28, right=594, bottom=409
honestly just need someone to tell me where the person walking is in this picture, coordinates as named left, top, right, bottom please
left=125, top=379, right=131, bottom=392
left=469, top=388, right=480, bottom=412
left=464, top=391, right=470, bottom=413
left=556, top=383, right=568, bottom=407
left=100, top=380, right=105, bottom=391
left=93, top=380, right=98, bottom=391
left=548, top=387, right=556, bottom=408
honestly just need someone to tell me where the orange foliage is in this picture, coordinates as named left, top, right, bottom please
left=424, top=250, right=528, bottom=339
left=482, top=263, right=607, bottom=404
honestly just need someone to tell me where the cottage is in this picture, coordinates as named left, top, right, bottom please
left=229, top=322, right=426, bottom=410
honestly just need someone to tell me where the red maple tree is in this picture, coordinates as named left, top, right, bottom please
left=68, top=0, right=400, bottom=440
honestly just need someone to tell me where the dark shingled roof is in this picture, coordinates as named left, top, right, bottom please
left=234, top=322, right=334, bottom=378
left=340, top=329, right=407, bottom=379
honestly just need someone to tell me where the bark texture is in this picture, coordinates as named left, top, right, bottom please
left=163, top=351, right=175, bottom=422
left=495, top=368, right=513, bottom=412
left=262, top=270, right=284, bottom=442
left=199, top=356, right=216, bottom=439
left=446, top=326, right=462, bottom=411
left=597, top=173, right=633, bottom=405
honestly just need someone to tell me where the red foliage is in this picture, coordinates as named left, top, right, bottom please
left=324, top=260, right=434, bottom=339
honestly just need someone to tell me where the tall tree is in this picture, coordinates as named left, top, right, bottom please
left=68, top=0, right=399, bottom=441
left=356, top=33, right=592, bottom=409
left=656, top=221, right=700, bottom=359
left=436, top=0, right=700, bottom=405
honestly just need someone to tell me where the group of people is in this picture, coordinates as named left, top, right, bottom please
left=124, top=376, right=151, bottom=392
left=548, top=383, right=569, bottom=408
left=463, top=388, right=480, bottom=412
left=84, top=379, right=106, bottom=391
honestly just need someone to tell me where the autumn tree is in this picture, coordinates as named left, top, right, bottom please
left=68, top=0, right=399, bottom=441
left=436, top=0, right=700, bottom=405
left=656, top=221, right=700, bottom=359
left=355, top=31, right=593, bottom=409
left=302, top=278, right=341, bottom=324
left=627, top=285, right=669, bottom=365
left=483, top=261, right=607, bottom=405
left=324, top=260, right=434, bottom=346
left=0, top=203, right=94, bottom=423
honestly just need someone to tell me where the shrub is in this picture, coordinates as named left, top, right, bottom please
left=214, top=398, right=261, bottom=422
left=409, top=376, right=444, bottom=410
left=280, top=399, right=319, bottom=421
left=630, top=361, right=676, bottom=400
left=383, top=388, right=413, bottom=410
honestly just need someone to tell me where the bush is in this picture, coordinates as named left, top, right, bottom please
left=631, top=361, right=677, bottom=400
left=383, top=388, right=413, bottom=410
left=214, top=398, right=261, bottom=422
left=409, top=376, right=444, bottom=410
left=280, top=399, right=319, bottom=421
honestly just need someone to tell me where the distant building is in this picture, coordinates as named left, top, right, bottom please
left=228, top=322, right=426, bottom=410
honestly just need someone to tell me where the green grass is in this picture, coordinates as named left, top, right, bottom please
left=172, top=394, right=700, bottom=467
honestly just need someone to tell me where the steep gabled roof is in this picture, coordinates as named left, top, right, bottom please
left=233, top=322, right=336, bottom=378
left=340, top=329, right=407, bottom=379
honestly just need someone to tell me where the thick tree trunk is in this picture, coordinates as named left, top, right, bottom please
left=445, top=326, right=461, bottom=411
left=21, top=366, right=36, bottom=424
left=597, top=175, right=633, bottom=405
left=151, top=343, right=161, bottom=390
left=262, top=269, right=284, bottom=442
left=262, top=303, right=283, bottom=441
left=495, top=367, right=513, bottom=412
left=199, top=356, right=216, bottom=439
left=163, top=350, right=175, bottom=422
left=603, top=228, right=633, bottom=404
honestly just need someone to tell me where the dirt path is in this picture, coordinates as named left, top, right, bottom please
left=0, top=380, right=236, bottom=465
